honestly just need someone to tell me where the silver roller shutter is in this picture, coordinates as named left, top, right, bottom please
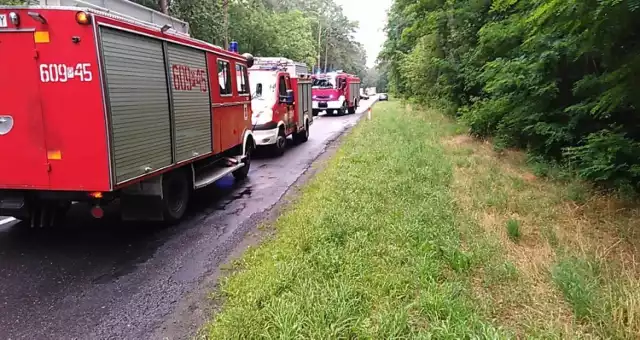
left=100, top=27, right=172, bottom=184
left=166, top=43, right=212, bottom=162
left=297, top=81, right=304, bottom=125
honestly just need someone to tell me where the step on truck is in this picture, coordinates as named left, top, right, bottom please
left=311, top=71, right=361, bottom=116
left=0, top=0, right=257, bottom=226
left=249, top=57, right=313, bottom=156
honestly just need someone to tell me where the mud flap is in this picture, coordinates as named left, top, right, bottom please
left=120, top=176, right=165, bottom=221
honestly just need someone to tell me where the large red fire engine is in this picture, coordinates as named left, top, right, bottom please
left=311, top=71, right=361, bottom=116
left=249, top=57, right=313, bottom=155
left=0, top=0, right=257, bottom=226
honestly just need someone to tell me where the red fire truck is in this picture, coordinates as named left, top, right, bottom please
left=311, top=71, right=361, bottom=116
left=0, top=0, right=257, bottom=226
left=249, top=57, right=313, bottom=156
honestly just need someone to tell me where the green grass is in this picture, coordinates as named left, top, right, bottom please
left=201, top=101, right=640, bottom=339
left=201, top=102, right=510, bottom=338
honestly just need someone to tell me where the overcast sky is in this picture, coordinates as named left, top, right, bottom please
left=333, top=0, right=393, bottom=68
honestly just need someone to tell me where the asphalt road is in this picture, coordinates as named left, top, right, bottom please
left=0, top=99, right=376, bottom=340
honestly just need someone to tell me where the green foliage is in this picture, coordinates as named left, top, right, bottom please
left=379, top=0, right=640, bottom=191
left=132, top=0, right=366, bottom=76
left=505, top=219, right=520, bottom=243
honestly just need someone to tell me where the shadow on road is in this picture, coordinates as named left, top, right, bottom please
left=0, top=176, right=247, bottom=285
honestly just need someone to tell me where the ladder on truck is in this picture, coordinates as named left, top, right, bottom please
left=32, top=0, right=190, bottom=35
left=251, top=57, right=309, bottom=78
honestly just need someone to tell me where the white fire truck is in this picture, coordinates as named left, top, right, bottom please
left=249, top=57, right=313, bottom=156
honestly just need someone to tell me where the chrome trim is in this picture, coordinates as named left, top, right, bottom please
left=212, top=101, right=250, bottom=108
left=0, top=28, right=35, bottom=32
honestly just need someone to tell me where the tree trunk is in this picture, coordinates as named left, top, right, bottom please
left=223, top=0, right=229, bottom=50
left=159, top=0, right=168, bottom=14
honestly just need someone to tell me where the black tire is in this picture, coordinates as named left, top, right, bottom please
left=338, top=101, right=347, bottom=115
left=348, top=102, right=356, bottom=114
left=162, top=169, right=190, bottom=223
left=271, top=128, right=287, bottom=156
left=294, top=120, right=309, bottom=144
left=233, top=141, right=253, bottom=180
left=312, top=109, right=320, bottom=116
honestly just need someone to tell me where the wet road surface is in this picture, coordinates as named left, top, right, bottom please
left=0, top=100, right=375, bottom=340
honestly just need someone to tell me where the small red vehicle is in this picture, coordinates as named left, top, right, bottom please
left=0, top=0, right=257, bottom=226
left=249, top=57, right=313, bottom=155
left=311, top=71, right=361, bottom=116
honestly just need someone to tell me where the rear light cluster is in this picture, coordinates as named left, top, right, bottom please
left=4, top=11, right=91, bottom=26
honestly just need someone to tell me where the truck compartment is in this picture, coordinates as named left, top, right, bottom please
left=99, top=26, right=214, bottom=185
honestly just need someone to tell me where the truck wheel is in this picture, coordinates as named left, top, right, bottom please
left=233, top=141, right=253, bottom=180
left=293, top=121, right=309, bottom=144
left=271, top=128, right=286, bottom=156
left=338, top=102, right=347, bottom=115
left=348, top=104, right=356, bottom=114
left=162, top=170, right=190, bottom=222
left=312, top=109, right=320, bottom=117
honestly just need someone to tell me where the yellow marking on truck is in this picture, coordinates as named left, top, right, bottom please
left=47, top=150, right=62, bottom=160
left=34, top=31, right=50, bottom=43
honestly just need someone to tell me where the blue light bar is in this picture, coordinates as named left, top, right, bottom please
left=229, top=41, right=238, bottom=53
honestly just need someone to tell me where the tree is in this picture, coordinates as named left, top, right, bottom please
left=378, top=0, right=640, bottom=191
left=164, top=0, right=365, bottom=75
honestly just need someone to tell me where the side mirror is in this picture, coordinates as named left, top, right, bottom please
left=256, top=83, right=262, bottom=96
left=242, top=53, right=254, bottom=68
left=280, top=89, right=294, bottom=105
left=286, top=89, right=294, bottom=105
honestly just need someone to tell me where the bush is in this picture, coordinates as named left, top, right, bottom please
left=379, top=0, right=640, bottom=192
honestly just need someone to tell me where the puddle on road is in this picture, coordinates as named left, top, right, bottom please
left=214, top=186, right=252, bottom=211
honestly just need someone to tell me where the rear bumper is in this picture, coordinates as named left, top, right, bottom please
left=0, top=192, right=28, bottom=220
left=0, top=189, right=110, bottom=218
left=312, top=100, right=342, bottom=110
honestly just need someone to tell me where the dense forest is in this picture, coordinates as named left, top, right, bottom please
left=0, top=0, right=367, bottom=77
left=379, top=0, right=640, bottom=193
left=134, top=0, right=368, bottom=78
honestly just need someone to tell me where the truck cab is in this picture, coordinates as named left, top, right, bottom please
left=249, top=57, right=312, bottom=156
left=311, top=71, right=361, bottom=116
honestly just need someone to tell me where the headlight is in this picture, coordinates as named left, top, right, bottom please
left=252, top=110, right=273, bottom=125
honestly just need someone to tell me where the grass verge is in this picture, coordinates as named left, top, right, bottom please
left=201, top=101, right=640, bottom=339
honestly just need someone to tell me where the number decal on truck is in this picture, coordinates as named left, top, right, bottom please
left=171, top=64, right=208, bottom=92
left=39, top=63, right=93, bottom=83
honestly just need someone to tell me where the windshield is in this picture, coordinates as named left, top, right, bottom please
left=312, top=78, right=334, bottom=88
left=312, top=74, right=337, bottom=89
left=249, top=72, right=278, bottom=111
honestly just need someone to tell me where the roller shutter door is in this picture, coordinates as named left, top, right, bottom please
left=100, top=27, right=172, bottom=183
left=166, top=43, right=212, bottom=162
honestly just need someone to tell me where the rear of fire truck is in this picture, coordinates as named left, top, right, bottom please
left=0, top=1, right=255, bottom=227
left=0, top=5, right=109, bottom=225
